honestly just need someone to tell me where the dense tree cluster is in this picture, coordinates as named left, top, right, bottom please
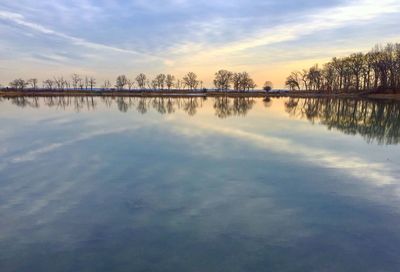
left=213, top=70, right=257, bottom=91
left=286, top=43, right=400, bottom=92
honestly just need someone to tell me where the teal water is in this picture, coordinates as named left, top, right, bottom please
left=1, top=96, right=400, bottom=272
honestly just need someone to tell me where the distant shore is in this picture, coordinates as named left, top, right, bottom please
left=1, top=90, right=400, bottom=100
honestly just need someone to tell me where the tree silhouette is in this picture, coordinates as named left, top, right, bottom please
left=286, top=43, right=400, bottom=92
left=115, top=75, right=128, bottom=90
left=183, top=72, right=199, bottom=90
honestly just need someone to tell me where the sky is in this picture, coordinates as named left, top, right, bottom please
left=0, top=0, right=400, bottom=88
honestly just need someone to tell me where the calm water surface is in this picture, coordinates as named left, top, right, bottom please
left=1, top=96, right=400, bottom=271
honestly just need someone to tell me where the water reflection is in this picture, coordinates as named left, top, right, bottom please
left=6, top=96, right=98, bottom=112
left=1, top=96, right=258, bottom=117
left=1, top=95, right=400, bottom=271
left=285, top=98, right=400, bottom=145
left=213, top=97, right=256, bottom=118
left=2, top=96, right=400, bottom=145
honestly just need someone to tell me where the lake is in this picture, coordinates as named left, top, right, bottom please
left=1, top=96, right=400, bottom=271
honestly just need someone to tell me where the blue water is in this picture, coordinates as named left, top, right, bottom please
left=0, top=96, right=400, bottom=271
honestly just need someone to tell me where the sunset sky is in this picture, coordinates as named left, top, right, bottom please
left=1, top=0, right=400, bottom=88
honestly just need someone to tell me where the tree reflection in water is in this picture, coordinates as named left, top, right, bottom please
left=3, top=96, right=400, bottom=145
left=213, top=97, right=256, bottom=118
left=3, top=96, right=257, bottom=118
left=285, top=98, right=400, bottom=145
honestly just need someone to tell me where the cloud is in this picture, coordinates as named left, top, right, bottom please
left=0, top=10, right=163, bottom=61
left=8, top=127, right=135, bottom=164
left=171, top=0, right=400, bottom=62
left=171, top=120, right=398, bottom=188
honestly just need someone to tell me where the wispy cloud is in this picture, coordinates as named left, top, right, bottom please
left=172, top=120, right=399, bottom=188
left=171, top=0, right=400, bottom=63
left=0, top=10, right=163, bottom=61
left=229, top=0, right=400, bottom=51
left=6, top=127, right=135, bottom=164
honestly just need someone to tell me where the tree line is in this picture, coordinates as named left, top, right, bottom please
left=286, top=43, right=400, bottom=92
left=4, top=71, right=273, bottom=92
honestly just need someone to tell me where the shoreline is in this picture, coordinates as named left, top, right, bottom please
left=1, top=90, right=400, bottom=101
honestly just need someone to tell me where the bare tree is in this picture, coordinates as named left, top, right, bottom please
left=298, top=69, right=308, bottom=91
left=88, top=77, right=96, bottom=91
left=175, top=79, right=182, bottom=90
left=43, top=79, right=55, bottom=90
left=127, top=79, right=135, bottom=91
left=84, top=76, right=90, bottom=91
left=155, top=74, right=167, bottom=90
left=214, top=70, right=233, bottom=91
left=183, top=72, right=200, bottom=90
left=232, top=73, right=242, bottom=91
left=285, top=72, right=300, bottom=91
left=78, top=79, right=85, bottom=90
left=166, top=74, right=175, bottom=90
left=348, top=53, right=364, bottom=91
left=54, top=77, right=67, bottom=90
left=102, top=80, right=111, bottom=90
left=331, top=58, right=345, bottom=91
left=10, top=79, right=28, bottom=90
left=231, top=72, right=256, bottom=91
left=322, top=63, right=335, bottom=91
left=27, top=78, right=38, bottom=90
left=145, top=79, right=152, bottom=90
left=151, top=79, right=158, bottom=90
left=307, top=65, right=322, bottom=91
left=136, top=73, right=147, bottom=89
left=246, top=78, right=257, bottom=91
left=116, top=75, right=128, bottom=90
left=71, top=74, right=81, bottom=90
